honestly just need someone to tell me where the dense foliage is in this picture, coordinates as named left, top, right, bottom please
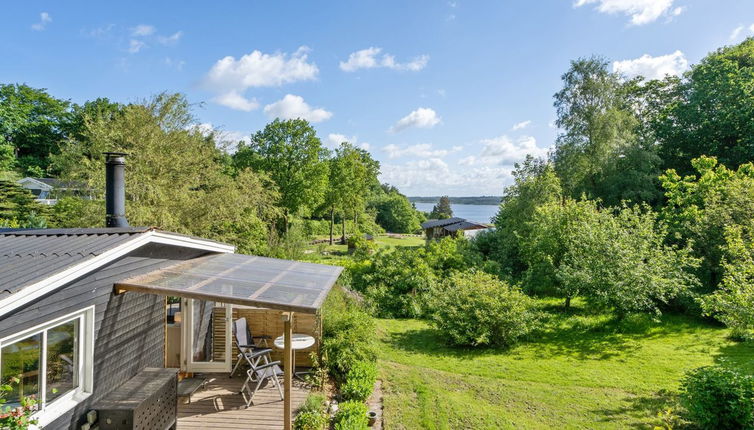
left=320, top=286, right=377, bottom=383
left=349, top=238, right=475, bottom=317
left=429, top=270, right=537, bottom=347
left=656, top=39, right=754, bottom=176
left=233, top=118, right=329, bottom=229
left=680, top=366, right=754, bottom=430
left=340, top=360, right=377, bottom=402
left=660, top=156, right=754, bottom=291
left=333, top=400, right=368, bottom=430
left=524, top=199, right=699, bottom=316
left=701, top=223, right=754, bottom=339
left=370, top=187, right=423, bottom=234
left=293, top=393, right=328, bottom=430
left=429, top=195, right=453, bottom=219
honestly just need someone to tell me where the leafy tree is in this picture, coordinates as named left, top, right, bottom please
left=52, top=93, right=279, bottom=252
left=660, top=156, right=754, bottom=291
left=370, top=188, right=422, bottom=233
left=656, top=38, right=754, bottom=175
left=559, top=203, right=699, bottom=317
left=0, top=84, right=72, bottom=175
left=552, top=57, right=638, bottom=199
left=429, top=195, right=453, bottom=219
left=488, top=156, right=562, bottom=278
left=234, top=119, right=329, bottom=231
left=524, top=199, right=698, bottom=315
left=701, top=223, right=754, bottom=339
left=324, top=142, right=378, bottom=243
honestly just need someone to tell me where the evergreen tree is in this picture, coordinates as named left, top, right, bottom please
left=430, top=196, right=453, bottom=219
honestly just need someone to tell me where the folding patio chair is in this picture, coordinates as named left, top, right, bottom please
left=241, top=359, right=284, bottom=407
left=230, top=317, right=273, bottom=378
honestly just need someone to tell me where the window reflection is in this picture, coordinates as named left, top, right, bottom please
left=46, top=320, right=78, bottom=403
left=0, top=333, right=42, bottom=406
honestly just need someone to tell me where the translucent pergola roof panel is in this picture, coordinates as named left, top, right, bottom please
left=114, top=253, right=343, bottom=314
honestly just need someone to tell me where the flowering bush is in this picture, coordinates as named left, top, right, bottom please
left=0, top=379, right=39, bottom=430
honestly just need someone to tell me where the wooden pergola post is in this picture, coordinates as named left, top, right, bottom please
left=282, top=312, right=293, bottom=430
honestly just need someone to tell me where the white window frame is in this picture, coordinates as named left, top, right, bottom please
left=0, top=306, right=95, bottom=428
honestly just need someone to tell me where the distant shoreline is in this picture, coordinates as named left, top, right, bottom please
left=408, top=196, right=501, bottom=205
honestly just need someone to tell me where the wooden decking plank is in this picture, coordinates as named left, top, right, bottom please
left=176, top=373, right=309, bottom=430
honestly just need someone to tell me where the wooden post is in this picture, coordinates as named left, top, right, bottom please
left=282, top=312, right=293, bottom=430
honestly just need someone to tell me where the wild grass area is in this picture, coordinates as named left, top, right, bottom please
left=375, top=299, right=754, bottom=429
left=304, top=235, right=425, bottom=263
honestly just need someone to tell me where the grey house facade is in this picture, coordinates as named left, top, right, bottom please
left=0, top=228, right=234, bottom=429
left=1, top=154, right=341, bottom=430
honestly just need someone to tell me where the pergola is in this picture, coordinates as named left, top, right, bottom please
left=114, top=252, right=343, bottom=430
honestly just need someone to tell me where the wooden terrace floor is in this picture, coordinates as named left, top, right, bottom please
left=177, top=374, right=309, bottom=430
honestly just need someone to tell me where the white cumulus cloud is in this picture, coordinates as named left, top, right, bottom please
left=613, top=50, right=688, bottom=79
left=213, top=91, right=259, bottom=112
left=512, top=120, right=531, bottom=131
left=204, top=47, right=318, bottom=111
left=461, top=135, right=549, bottom=167
left=574, top=0, right=681, bottom=25
left=382, top=143, right=460, bottom=159
left=31, top=12, right=52, bottom=31
left=263, top=94, right=332, bottom=123
left=340, top=47, right=429, bottom=72
left=389, top=108, right=441, bottom=133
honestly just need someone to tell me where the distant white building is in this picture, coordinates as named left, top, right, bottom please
left=16, top=177, right=90, bottom=205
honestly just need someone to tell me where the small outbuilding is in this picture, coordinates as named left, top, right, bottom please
left=421, top=217, right=491, bottom=240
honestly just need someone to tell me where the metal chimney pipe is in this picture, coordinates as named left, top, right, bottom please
left=104, top=152, right=129, bottom=228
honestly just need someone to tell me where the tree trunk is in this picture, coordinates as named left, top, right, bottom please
left=284, top=209, right=289, bottom=234
left=329, top=207, right=335, bottom=245
left=341, top=214, right=346, bottom=244
left=565, top=296, right=571, bottom=309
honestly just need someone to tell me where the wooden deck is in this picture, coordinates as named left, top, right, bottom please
left=177, top=374, right=309, bottom=430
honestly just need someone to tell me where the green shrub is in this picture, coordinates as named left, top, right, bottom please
left=341, top=360, right=377, bottom=402
left=348, top=237, right=477, bottom=318
left=347, top=235, right=377, bottom=258
left=680, top=366, right=754, bottom=430
left=321, top=286, right=377, bottom=383
left=429, top=270, right=538, bottom=347
left=294, top=393, right=328, bottom=430
left=333, top=400, right=368, bottom=430
left=348, top=246, right=436, bottom=318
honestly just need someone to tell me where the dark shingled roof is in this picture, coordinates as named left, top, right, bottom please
left=0, top=228, right=151, bottom=297
left=443, top=221, right=490, bottom=232
left=420, top=217, right=465, bottom=229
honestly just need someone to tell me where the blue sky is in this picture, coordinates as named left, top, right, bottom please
left=2, top=1, right=753, bottom=196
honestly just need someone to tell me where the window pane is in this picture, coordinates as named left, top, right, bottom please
left=1, top=333, right=42, bottom=406
left=46, top=320, right=78, bottom=403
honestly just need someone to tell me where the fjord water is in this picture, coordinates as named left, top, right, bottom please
left=413, top=202, right=498, bottom=224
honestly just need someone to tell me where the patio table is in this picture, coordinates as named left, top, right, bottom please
left=274, top=333, right=315, bottom=380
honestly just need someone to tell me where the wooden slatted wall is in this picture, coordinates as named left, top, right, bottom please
left=212, top=306, right=320, bottom=367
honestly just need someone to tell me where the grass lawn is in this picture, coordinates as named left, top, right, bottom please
left=303, top=234, right=425, bottom=263
left=376, top=300, right=754, bottom=429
